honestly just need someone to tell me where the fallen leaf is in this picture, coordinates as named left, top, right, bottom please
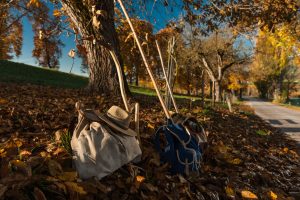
left=0, top=184, right=7, bottom=198
left=54, top=182, right=67, bottom=194
left=9, top=160, right=32, bottom=176
left=53, top=147, right=66, bottom=156
left=58, top=171, right=77, bottom=181
left=178, top=174, right=187, bottom=183
left=19, top=150, right=32, bottom=157
left=228, top=158, right=242, bottom=165
left=241, top=190, right=258, bottom=199
left=65, top=181, right=87, bottom=195
left=225, top=186, right=235, bottom=198
left=147, top=123, right=155, bottom=129
left=48, top=160, right=63, bottom=176
left=142, top=183, right=158, bottom=192
left=0, top=98, right=8, bottom=104
left=133, top=175, right=145, bottom=190
left=53, top=9, right=61, bottom=17
left=268, top=191, right=277, bottom=200
left=136, top=175, right=145, bottom=183
left=33, top=187, right=47, bottom=200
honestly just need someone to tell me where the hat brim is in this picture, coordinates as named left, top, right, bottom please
left=82, top=109, right=137, bottom=137
left=98, top=114, right=137, bottom=137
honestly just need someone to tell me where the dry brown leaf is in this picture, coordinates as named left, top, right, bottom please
left=133, top=175, right=145, bottom=189
left=228, top=158, right=242, bottom=165
left=58, top=171, right=77, bottom=181
left=65, top=181, right=87, bottom=195
left=48, top=160, right=63, bottom=176
left=268, top=191, right=277, bottom=200
left=0, top=98, right=8, bottom=104
left=9, top=160, right=32, bottom=177
left=0, top=184, right=7, bottom=198
left=54, top=182, right=67, bottom=194
left=33, top=187, right=47, bottom=200
left=19, top=150, right=32, bottom=157
left=92, top=16, right=100, bottom=29
left=241, top=190, right=258, bottom=199
left=142, top=183, right=158, bottom=192
left=53, top=147, right=66, bottom=156
left=225, top=186, right=235, bottom=198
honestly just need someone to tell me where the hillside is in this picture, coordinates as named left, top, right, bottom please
left=0, top=60, right=88, bottom=88
left=0, top=60, right=200, bottom=100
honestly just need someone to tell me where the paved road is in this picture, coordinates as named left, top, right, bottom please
left=245, top=98, right=300, bottom=144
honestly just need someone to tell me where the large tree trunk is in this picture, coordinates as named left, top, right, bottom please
left=61, top=0, right=130, bottom=95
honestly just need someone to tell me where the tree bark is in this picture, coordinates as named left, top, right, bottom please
left=215, top=80, right=221, bottom=102
left=209, top=80, right=213, bottom=98
left=135, top=64, right=139, bottom=86
left=201, top=71, right=205, bottom=108
left=61, top=0, right=130, bottom=95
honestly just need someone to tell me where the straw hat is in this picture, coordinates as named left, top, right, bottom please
left=76, top=102, right=137, bottom=137
left=99, top=106, right=137, bottom=137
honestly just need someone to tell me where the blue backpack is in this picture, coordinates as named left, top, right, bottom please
left=154, top=115, right=207, bottom=175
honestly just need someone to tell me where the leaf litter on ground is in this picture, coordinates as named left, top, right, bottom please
left=0, top=82, right=299, bottom=200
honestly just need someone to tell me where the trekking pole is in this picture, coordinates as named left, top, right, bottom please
left=155, top=40, right=179, bottom=113
left=109, top=50, right=130, bottom=112
left=117, top=0, right=171, bottom=119
left=110, top=50, right=141, bottom=145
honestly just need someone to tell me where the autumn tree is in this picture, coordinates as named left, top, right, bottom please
left=251, top=26, right=300, bottom=101
left=198, top=30, right=250, bottom=102
left=117, top=17, right=155, bottom=86
left=183, top=0, right=299, bottom=35
left=0, top=1, right=23, bottom=59
left=30, top=2, right=64, bottom=68
left=227, top=64, right=249, bottom=99
left=4, top=0, right=298, bottom=95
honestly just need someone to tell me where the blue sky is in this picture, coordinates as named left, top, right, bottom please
left=12, top=1, right=184, bottom=76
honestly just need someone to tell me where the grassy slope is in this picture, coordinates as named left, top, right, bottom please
left=0, top=60, right=88, bottom=88
left=0, top=60, right=199, bottom=100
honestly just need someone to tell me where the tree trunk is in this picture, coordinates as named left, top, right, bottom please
left=201, top=71, right=205, bottom=108
left=215, top=80, right=221, bottom=102
left=135, top=64, right=139, bottom=86
left=209, top=80, right=213, bottom=98
left=239, top=88, right=243, bottom=99
left=286, top=81, right=290, bottom=102
left=61, top=0, right=130, bottom=95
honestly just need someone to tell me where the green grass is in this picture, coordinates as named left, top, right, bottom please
left=0, top=60, right=203, bottom=100
left=130, top=85, right=202, bottom=100
left=287, top=98, right=300, bottom=107
left=0, top=60, right=88, bottom=88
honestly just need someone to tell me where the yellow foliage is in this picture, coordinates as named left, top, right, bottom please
left=259, top=25, right=300, bottom=69
left=228, top=74, right=243, bottom=90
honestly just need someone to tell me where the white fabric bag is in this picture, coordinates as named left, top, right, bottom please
left=71, top=103, right=142, bottom=180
